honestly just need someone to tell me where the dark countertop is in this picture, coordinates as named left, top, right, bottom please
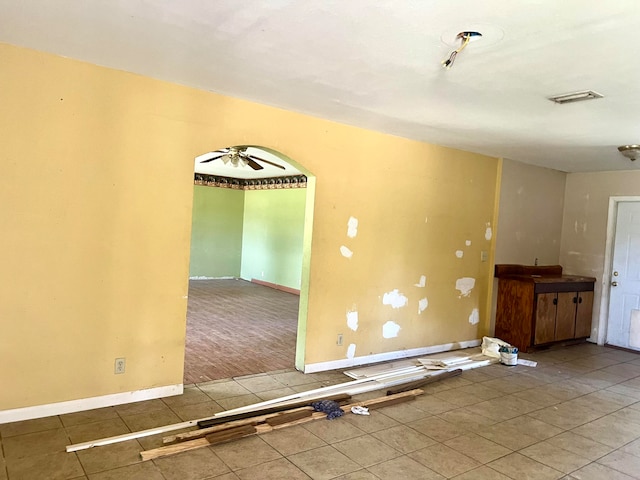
left=499, top=274, right=596, bottom=284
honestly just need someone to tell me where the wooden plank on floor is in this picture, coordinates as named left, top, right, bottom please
left=142, top=389, right=424, bottom=461
left=385, top=368, right=462, bottom=395
left=163, top=407, right=314, bottom=444
left=196, top=393, right=351, bottom=428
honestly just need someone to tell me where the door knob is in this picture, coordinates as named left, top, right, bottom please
left=612, top=281, right=618, bottom=287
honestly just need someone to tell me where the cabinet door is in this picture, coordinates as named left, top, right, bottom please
left=555, top=292, right=577, bottom=341
left=574, top=291, right=594, bottom=338
left=535, top=293, right=556, bottom=345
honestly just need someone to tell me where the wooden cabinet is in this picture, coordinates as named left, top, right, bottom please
left=495, top=265, right=595, bottom=352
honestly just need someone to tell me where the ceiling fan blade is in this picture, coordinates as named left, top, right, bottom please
left=247, top=159, right=264, bottom=170
left=199, top=154, right=226, bottom=163
left=248, top=155, right=286, bottom=170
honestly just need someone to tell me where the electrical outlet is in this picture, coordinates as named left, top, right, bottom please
left=480, top=250, right=488, bottom=262
left=114, top=357, right=126, bottom=374
left=336, top=334, right=343, bottom=346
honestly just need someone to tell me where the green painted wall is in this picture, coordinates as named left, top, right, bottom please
left=189, top=186, right=244, bottom=277
left=241, top=189, right=307, bottom=289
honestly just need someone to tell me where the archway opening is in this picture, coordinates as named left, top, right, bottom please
left=185, top=145, right=314, bottom=383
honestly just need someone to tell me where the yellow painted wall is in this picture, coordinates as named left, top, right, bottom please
left=0, top=43, right=499, bottom=410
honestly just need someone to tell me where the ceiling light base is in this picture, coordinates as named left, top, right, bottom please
left=618, top=145, right=640, bottom=161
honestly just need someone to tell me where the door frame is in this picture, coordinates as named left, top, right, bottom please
left=597, top=196, right=640, bottom=345
left=190, top=145, right=316, bottom=372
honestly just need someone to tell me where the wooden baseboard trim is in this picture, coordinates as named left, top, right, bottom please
left=251, top=278, right=300, bottom=296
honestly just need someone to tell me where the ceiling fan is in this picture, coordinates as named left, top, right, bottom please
left=198, top=147, right=285, bottom=171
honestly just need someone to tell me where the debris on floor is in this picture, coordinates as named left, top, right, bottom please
left=140, top=388, right=425, bottom=461
left=517, top=358, right=537, bottom=367
left=311, top=399, right=344, bottom=419
left=67, top=347, right=495, bottom=454
left=66, top=345, right=503, bottom=459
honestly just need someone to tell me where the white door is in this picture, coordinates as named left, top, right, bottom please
left=607, top=201, right=640, bottom=350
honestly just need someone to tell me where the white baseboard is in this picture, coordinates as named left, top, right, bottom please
left=303, top=339, right=482, bottom=374
left=0, top=384, right=183, bottom=425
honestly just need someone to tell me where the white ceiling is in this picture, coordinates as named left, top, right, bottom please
left=2, top=0, right=640, bottom=173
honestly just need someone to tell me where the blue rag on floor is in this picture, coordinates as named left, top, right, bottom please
left=311, top=399, right=344, bottom=420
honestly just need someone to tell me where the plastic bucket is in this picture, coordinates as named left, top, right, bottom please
left=500, top=352, right=518, bottom=366
left=499, top=346, right=519, bottom=366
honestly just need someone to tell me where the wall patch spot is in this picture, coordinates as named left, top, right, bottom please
left=415, top=275, right=426, bottom=287
left=455, top=277, right=476, bottom=298
left=469, top=308, right=480, bottom=325
left=382, top=289, right=408, bottom=309
left=485, top=223, right=493, bottom=241
left=347, top=310, right=359, bottom=331
left=466, top=240, right=472, bottom=246
left=382, top=321, right=401, bottom=338
left=340, top=246, right=353, bottom=258
left=346, top=343, right=356, bottom=359
left=347, top=216, right=359, bottom=238
left=456, top=250, right=464, bottom=258
left=418, top=298, right=428, bottom=313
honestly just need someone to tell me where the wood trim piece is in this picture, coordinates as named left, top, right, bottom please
left=196, top=393, right=350, bottom=429
left=142, top=389, right=424, bottom=461
left=385, top=369, right=462, bottom=395
left=251, top=278, right=300, bottom=296
left=163, top=407, right=314, bottom=444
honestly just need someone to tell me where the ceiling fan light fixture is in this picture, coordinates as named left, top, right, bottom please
left=618, top=145, right=640, bottom=161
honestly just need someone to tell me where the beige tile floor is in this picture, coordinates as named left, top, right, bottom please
left=2, top=343, right=640, bottom=479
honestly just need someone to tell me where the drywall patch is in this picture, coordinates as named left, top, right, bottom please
left=469, top=308, right=480, bottom=325
left=455, top=277, right=476, bottom=298
left=340, top=246, right=353, bottom=258
left=415, top=275, right=427, bottom=287
left=418, top=298, right=429, bottom=314
left=382, top=321, right=401, bottom=338
left=382, top=289, right=408, bottom=309
left=485, top=223, right=493, bottom=241
left=465, top=240, right=471, bottom=246
left=456, top=250, right=464, bottom=258
left=347, top=216, right=359, bottom=238
left=347, top=310, right=359, bottom=331
left=346, top=343, right=356, bottom=359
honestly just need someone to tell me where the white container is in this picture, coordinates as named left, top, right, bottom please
left=500, top=351, right=518, bottom=366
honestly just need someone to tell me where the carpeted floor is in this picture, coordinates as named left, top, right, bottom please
left=184, top=279, right=300, bottom=384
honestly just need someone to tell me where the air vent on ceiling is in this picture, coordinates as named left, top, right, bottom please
left=548, top=90, right=604, bottom=104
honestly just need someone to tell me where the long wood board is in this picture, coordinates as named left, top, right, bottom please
left=141, top=389, right=424, bottom=461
